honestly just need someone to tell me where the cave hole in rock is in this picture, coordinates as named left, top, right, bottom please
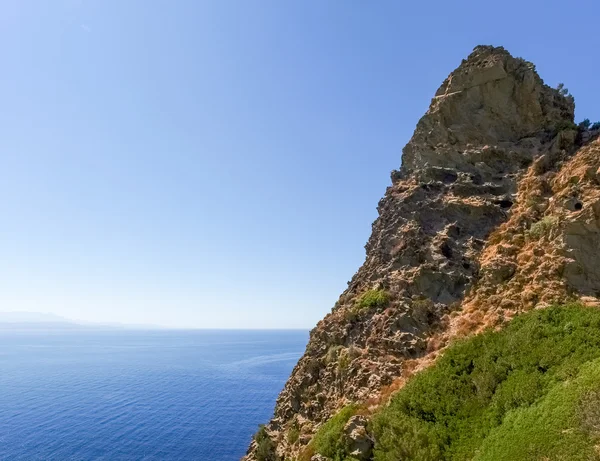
left=469, top=174, right=483, bottom=185
left=442, top=171, right=458, bottom=184
left=566, top=199, right=584, bottom=212
left=462, top=261, right=471, bottom=270
left=440, top=242, right=453, bottom=259
left=495, top=199, right=514, bottom=209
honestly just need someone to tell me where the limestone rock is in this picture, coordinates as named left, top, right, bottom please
left=343, top=415, right=372, bottom=460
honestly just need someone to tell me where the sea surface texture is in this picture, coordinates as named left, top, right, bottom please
left=0, top=329, right=307, bottom=460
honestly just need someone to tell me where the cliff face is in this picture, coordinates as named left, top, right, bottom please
left=244, top=46, right=600, bottom=461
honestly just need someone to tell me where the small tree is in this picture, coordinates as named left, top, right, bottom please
left=579, top=119, right=592, bottom=130
left=557, top=83, right=569, bottom=96
left=591, top=122, right=600, bottom=131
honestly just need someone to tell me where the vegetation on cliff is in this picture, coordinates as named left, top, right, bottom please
left=310, top=305, right=600, bottom=460
left=244, top=45, right=600, bottom=461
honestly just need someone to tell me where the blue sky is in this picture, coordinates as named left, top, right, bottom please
left=1, top=1, right=598, bottom=328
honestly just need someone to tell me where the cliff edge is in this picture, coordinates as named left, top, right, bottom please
left=244, top=45, right=600, bottom=461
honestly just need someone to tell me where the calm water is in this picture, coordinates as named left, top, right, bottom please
left=0, top=329, right=307, bottom=460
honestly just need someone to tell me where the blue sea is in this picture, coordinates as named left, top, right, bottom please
left=0, top=329, right=307, bottom=460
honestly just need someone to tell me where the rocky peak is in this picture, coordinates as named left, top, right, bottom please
left=244, top=46, right=587, bottom=461
left=401, top=45, right=574, bottom=173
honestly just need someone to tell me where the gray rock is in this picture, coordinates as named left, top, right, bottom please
left=343, top=415, right=372, bottom=460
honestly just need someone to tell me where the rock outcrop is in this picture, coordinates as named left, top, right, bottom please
left=243, top=45, right=600, bottom=461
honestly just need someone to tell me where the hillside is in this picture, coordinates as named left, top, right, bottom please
left=244, top=45, right=600, bottom=461
left=311, top=305, right=600, bottom=460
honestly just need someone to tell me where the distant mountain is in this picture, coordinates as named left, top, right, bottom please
left=0, top=312, right=72, bottom=323
left=0, top=312, right=91, bottom=330
left=0, top=312, right=168, bottom=331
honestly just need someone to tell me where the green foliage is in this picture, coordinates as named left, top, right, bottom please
left=555, top=120, right=578, bottom=132
left=475, top=359, right=600, bottom=460
left=325, top=345, right=344, bottom=365
left=337, top=352, right=350, bottom=371
left=255, top=425, right=279, bottom=461
left=355, top=289, right=390, bottom=311
left=311, top=405, right=358, bottom=460
left=576, top=118, right=600, bottom=131
left=527, top=216, right=558, bottom=239
left=556, top=83, right=575, bottom=106
left=287, top=425, right=300, bottom=445
left=579, top=118, right=592, bottom=130
left=345, top=289, right=391, bottom=321
left=371, top=305, right=600, bottom=461
left=557, top=82, right=570, bottom=96
left=326, top=346, right=360, bottom=373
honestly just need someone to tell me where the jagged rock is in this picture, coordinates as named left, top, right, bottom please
left=343, top=415, right=372, bottom=460
left=243, top=45, right=585, bottom=461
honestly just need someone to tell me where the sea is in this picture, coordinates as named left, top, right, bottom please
left=0, top=329, right=308, bottom=460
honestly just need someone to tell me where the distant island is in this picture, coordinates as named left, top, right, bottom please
left=0, top=312, right=167, bottom=331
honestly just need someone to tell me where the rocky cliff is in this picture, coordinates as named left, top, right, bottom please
left=244, top=45, right=600, bottom=461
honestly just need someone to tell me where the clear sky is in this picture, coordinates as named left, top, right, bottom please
left=1, top=0, right=599, bottom=329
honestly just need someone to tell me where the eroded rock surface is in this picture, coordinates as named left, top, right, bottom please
left=243, top=45, right=590, bottom=461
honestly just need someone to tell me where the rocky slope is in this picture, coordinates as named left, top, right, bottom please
left=244, top=45, right=600, bottom=461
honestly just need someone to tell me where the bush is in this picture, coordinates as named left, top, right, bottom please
left=254, top=425, right=279, bottom=461
left=371, top=304, right=600, bottom=461
left=555, top=120, right=578, bottom=132
left=527, top=216, right=558, bottom=239
left=578, top=119, right=600, bottom=131
left=287, top=425, right=300, bottom=444
left=557, top=82, right=569, bottom=96
left=578, top=118, right=591, bottom=130
left=345, top=289, right=391, bottom=321
left=325, top=345, right=344, bottom=365
left=355, top=289, right=390, bottom=311
left=311, top=405, right=358, bottom=460
left=337, top=351, right=350, bottom=372
left=476, top=360, right=600, bottom=460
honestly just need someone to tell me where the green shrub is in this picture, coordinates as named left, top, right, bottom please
left=557, top=82, right=569, bottom=96
left=311, top=405, right=358, bottom=460
left=555, top=120, right=578, bottom=132
left=475, top=360, right=600, bottom=460
left=255, top=425, right=279, bottom=461
left=371, top=304, right=600, bottom=461
left=337, top=352, right=350, bottom=372
left=527, top=216, right=558, bottom=239
left=287, top=425, right=300, bottom=444
left=325, top=345, right=344, bottom=365
left=355, top=289, right=390, bottom=311
left=579, top=118, right=592, bottom=130
left=345, top=289, right=391, bottom=321
left=579, top=119, right=600, bottom=131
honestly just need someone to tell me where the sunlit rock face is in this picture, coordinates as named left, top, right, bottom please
left=242, top=45, right=600, bottom=461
